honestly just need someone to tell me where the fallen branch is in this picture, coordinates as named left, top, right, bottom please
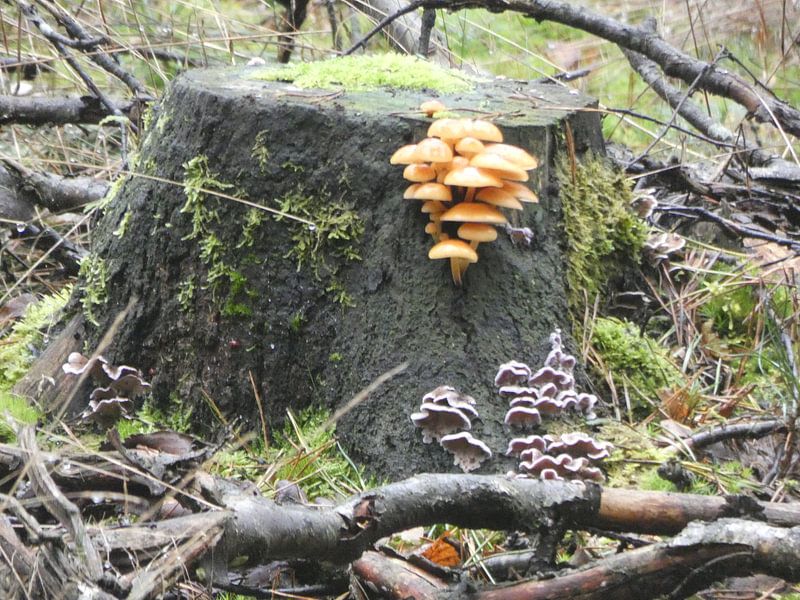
left=0, top=94, right=139, bottom=126
left=653, top=204, right=800, bottom=253
left=622, top=18, right=800, bottom=177
left=354, top=519, right=800, bottom=600
left=8, top=432, right=800, bottom=598
left=345, top=0, right=800, bottom=138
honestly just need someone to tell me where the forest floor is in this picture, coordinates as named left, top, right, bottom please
left=1, top=0, right=800, bottom=598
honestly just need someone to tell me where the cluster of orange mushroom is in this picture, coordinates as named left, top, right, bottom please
left=390, top=101, right=540, bottom=285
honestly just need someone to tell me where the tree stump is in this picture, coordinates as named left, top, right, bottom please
left=26, top=58, right=604, bottom=480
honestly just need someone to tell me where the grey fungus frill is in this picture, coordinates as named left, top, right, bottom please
left=494, top=361, right=532, bottom=387
left=412, top=385, right=492, bottom=473
left=62, top=352, right=151, bottom=428
left=546, top=431, right=613, bottom=461
left=503, top=406, right=542, bottom=430
left=440, top=432, right=492, bottom=472
left=497, top=328, right=613, bottom=482
left=410, top=403, right=472, bottom=444
left=496, top=328, right=599, bottom=423
left=505, top=432, right=613, bottom=482
left=643, top=231, right=685, bottom=265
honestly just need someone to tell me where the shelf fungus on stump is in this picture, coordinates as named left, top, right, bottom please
left=412, top=384, right=491, bottom=472
left=390, top=101, right=540, bottom=285
left=496, top=329, right=613, bottom=481
left=440, top=432, right=492, bottom=472
left=62, top=352, right=151, bottom=429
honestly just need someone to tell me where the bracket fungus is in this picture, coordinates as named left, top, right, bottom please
left=440, top=432, right=492, bottom=472
left=410, top=403, right=472, bottom=444
left=391, top=100, right=540, bottom=285
left=496, top=329, right=600, bottom=423
left=412, top=385, right=492, bottom=472
left=643, top=231, right=686, bottom=265
left=62, top=352, right=151, bottom=428
left=496, top=329, right=614, bottom=481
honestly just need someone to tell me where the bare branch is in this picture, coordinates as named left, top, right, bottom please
left=346, top=0, right=800, bottom=138
left=0, top=94, right=140, bottom=126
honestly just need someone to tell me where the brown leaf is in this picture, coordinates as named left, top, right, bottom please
left=0, top=293, right=37, bottom=325
left=420, top=533, right=461, bottom=568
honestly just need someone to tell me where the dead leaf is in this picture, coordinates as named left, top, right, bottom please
left=420, top=533, right=461, bottom=568
left=0, top=293, right=37, bottom=325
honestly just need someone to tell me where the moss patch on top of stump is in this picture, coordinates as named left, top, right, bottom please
left=250, top=53, right=474, bottom=92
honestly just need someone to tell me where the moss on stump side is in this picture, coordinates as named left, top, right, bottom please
left=57, top=56, right=604, bottom=481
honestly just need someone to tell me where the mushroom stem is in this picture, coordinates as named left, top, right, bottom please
left=431, top=214, right=442, bottom=242
left=449, top=257, right=463, bottom=286
left=464, top=187, right=477, bottom=203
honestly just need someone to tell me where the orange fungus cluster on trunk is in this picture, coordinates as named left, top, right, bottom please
left=390, top=102, right=540, bottom=286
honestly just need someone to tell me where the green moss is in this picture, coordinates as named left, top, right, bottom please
left=558, top=154, right=648, bottom=313
left=117, top=393, right=193, bottom=437
left=181, top=156, right=260, bottom=318
left=78, top=255, right=109, bottom=327
left=0, top=287, right=71, bottom=391
left=0, top=390, right=41, bottom=442
left=251, top=130, right=271, bottom=173
left=591, top=317, right=683, bottom=410
left=181, top=155, right=231, bottom=241
left=325, top=279, right=355, bottom=308
left=0, top=290, right=69, bottom=441
left=237, top=209, right=266, bottom=249
left=112, top=206, right=132, bottom=238
left=86, top=170, right=126, bottom=213
left=274, top=186, right=363, bottom=305
left=177, top=276, right=196, bottom=312
left=250, top=53, right=473, bottom=92
left=289, top=311, right=305, bottom=333
left=221, top=271, right=255, bottom=318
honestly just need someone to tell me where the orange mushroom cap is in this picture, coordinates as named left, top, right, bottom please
left=403, top=163, right=437, bottom=182
left=458, top=222, right=498, bottom=243
left=455, top=137, right=485, bottom=158
left=420, top=99, right=446, bottom=117
left=502, top=181, right=539, bottom=203
left=415, top=137, right=454, bottom=163
left=422, top=200, right=447, bottom=214
left=443, top=167, right=503, bottom=189
left=465, top=120, right=503, bottom=142
left=470, top=153, right=529, bottom=182
left=440, top=202, right=508, bottom=224
left=403, top=184, right=421, bottom=199
left=390, top=144, right=418, bottom=165
left=475, top=187, right=524, bottom=210
left=428, top=118, right=468, bottom=140
left=428, top=239, right=479, bottom=263
left=408, top=182, right=453, bottom=201
left=484, top=143, right=539, bottom=169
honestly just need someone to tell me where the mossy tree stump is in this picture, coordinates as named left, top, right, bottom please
left=48, top=58, right=604, bottom=480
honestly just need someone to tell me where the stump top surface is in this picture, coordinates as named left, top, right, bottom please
left=181, top=63, right=598, bottom=128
